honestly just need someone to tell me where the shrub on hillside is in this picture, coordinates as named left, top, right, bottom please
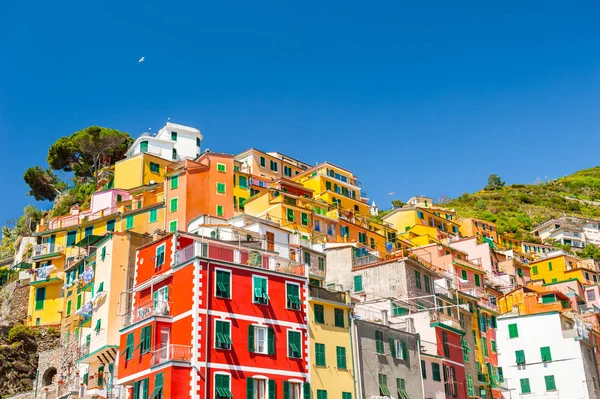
left=7, top=325, right=35, bottom=343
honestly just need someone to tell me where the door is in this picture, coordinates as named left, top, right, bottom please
left=266, top=232, right=275, bottom=251
left=153, top=287, right=169, bottom=315
left=159, top=327, right=170, bottom=362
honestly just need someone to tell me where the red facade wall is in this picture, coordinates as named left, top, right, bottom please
left=436, top=326, right=467, bottom=399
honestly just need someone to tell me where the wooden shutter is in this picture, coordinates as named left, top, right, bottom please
left=246, top=377, right=254, bottom=399
left=303, top=383, right=311, bottom=399
left=248, top=325, right=255, bottom=352
left=389, top=338, right=396, bottom=358
left=283, top=381, right=290, bottom=399
left=268, top=380, right=276, bottom=399
left=268, top=328, right=275, bottom=355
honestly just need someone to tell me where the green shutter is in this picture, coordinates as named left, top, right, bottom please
left=142, top=378, right=148, bottom=399
left=316, top=343, right=326, bottom=366
left=126, top=215, right=134, bottom=229
left=66, top=300, right=72, bottom=316
left=283, top=381, right=290, bottom=399
left=540, top=346, right=552, bottom=362
left=432, top=363, right=441, bottom=381
left=545, top=375, right=556, bottom=391
left=247, top=377, right=254, bottom=399
left=466, top=375, right=474, bottom=397
left=401, top=340, right=408, bottom=360
left=269, top=380, right=276, bottom=399
left=248, top=325, right=255, bottom=352
left=126, top=333, right=134, bottom=359
left=170, top=198, right=178, bottom=212
left=375, top=330, right=384, bottom=353
left=303, top=383, right=311, bottom=399
left=474, top=273, right=481, bottom=286
left=520, top=378, right=531, bottom=394
left=268, top=328, right=275, bottom=355
left=336, top=346, right=347, bottom=369
left=515, top=350, right=526, bottom=365
left=334, top=308, right=344, bottom=327
left=354, top=275, right=363, bottom=292
left=421, top=360, right=427, bottom=379
left=389, top=338, right=396, bottom=358
left=149, top=209, right=158, bottom=223
left=171, top=175, right=179, bottom=189
left=508, top=323, right=519, bottom=338
left=314, top=304, right=324, bottom=323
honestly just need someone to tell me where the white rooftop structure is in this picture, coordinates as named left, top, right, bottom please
left=125, top=122, right=203, bottom=162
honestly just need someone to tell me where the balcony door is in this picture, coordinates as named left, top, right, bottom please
left=153, top=286, right=169, bottom=315
left=159, top=327, right=170, bottom=362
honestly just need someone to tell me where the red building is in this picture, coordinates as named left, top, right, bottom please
left=432, top=323, right=468, bottom=399
left=117, top=232, right=310, bottom=399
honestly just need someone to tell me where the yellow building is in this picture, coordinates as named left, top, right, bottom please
left=529, top=253, right=598, bottom=285
left=234, top=148, right=311, bottom=181
left=458, top=218, right=498, bottom=242
left=308, top=285, right=354, bottom=399
left=233, top=162, right=253, bottom=215
left=120, top=185, right=167, bottom=233
left=113, top=153, right=173, bottom=190
left=383, top=205, right=459, bottom=238
left=401, top=225, right=444, bottom=247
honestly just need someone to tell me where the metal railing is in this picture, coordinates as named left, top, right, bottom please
left=31, top=270, right=65, bottom=283
left=150, top=344, right=192, bottom=367
left=122, top=301, right=172, bottom=327
left=33, top=243, right=64, bottom=257
left=173, top=241, right=306, bottom=277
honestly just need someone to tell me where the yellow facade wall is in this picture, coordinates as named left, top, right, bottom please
left=114, top=154, right=172, bottom=189
left=309, top=295, right=354, bottom=399
left=530, top=255, right=597, bottom=285
left=28, top=283, right=63, bottom=326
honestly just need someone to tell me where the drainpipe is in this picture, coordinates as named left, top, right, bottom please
left=347, top=293, right=358, bottom=399
left=350, top=317, right=363, bottom=398
left=203, top=259, right=211, bottom=399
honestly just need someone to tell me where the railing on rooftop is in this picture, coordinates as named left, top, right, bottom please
left=173, top=240, right=306, bottom=278
left=121, top=300, right=171, bottom=328
left=150, top=344, right=192, bottom=367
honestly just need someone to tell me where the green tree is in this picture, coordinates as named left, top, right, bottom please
left=552, top=242, right=573, bottom=254
left=579, top=244, right=600, bottom=261
left=391, top=199, right=405, bottom=209
left=23, top=166, right=68, bottom=201
left=484, top=174, right=505, bottom=191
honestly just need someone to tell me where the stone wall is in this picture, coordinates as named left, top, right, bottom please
left=0, top=279, right=30, bottom=327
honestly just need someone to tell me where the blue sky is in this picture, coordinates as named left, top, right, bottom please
left=1, top=0, right=600, bottom=226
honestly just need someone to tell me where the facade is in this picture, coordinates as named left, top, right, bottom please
left=308, top=286, right=354, bottom=399
left=117, top=230, right=310, bottom=399
left=125, top=122, right=203, bottom=162
left=529, top=253, right=599, bottom=285
left=235, top=148, right=311, bottom=181
left=532, top=216, right=600, bottom=248
left=458, top=218, right=498, bottom=243
left=497, top=311, right=600, bottom=399
left=383, top=205, right=459, bottom=239
left=113, top=152, right=174, bottom=190
left=352, top=319, right=424, bottom=399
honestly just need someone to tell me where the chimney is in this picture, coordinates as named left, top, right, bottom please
left=381, top=309, right=389, bottom=326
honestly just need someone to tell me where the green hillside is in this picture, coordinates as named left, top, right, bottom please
left=444, top=167, right=600, bottom=241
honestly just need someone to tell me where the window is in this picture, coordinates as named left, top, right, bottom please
left=540, top=346, right=552, bottom=362
left=432, top=363, right=441, bottom=381
left=66, top=231, right=77, bottom=246
left=474, top=273, right=481, bottom=287
left=170, top=175, right=179, bottom=189
left=354, top=275, right=363, bottom=292
left=315, top=343, right=326, bottom=366
left=216, top=270, right=231, bottom=299
left=336, top=346, right=347, bottom=369
left=392, top=304, right=409, bottom=316
left=35, top=287, right=45, bottom=310
left=588, top=290, right=597, bottom=301
left=287, top=330, right=301, bottom=358
left=415, top=270, right=421, bottom=289
left=392, top=339, right=408, bottom=360
left=303, top=251, right=311, bottom=266
left=284, top=165, right=292, bottom=177
left=151, top=373, right=163, bottom=399
left=253, top=276, right=268, bottom=304
left=140, top=141, right=148, bottom=153
left=215, top=374, right=232, bottom=399
left=171, top=131, right=177, bottom=141
left=134, top=378, right=149, bottom=399
left=84, top=226, right=94, bottom=237
left=217, top=163, right=226, bottom=172
left=217, top=182, right=226, bottom=194
left=260, top=156, right=266, bottom=167
left=515, top=350, right=526, bottom=365
left=482, top=336, right=488, bottom=356
left=342, top=393, right=352, bottom=399
left=532, top=266, right=538, bottom=275
left=548, top=261, right=553, bottom=271
left=124, top=332, right=134, bottom=360
left=545, top=375, right=556, bottom=391
left=215, top=320, right=232, bottom=350
left=216, top=205, right=224, bottom=217
left=317, top=390, right=327, bottom=399
left=286, top=208, right=294, bottom=222
left=314, top=304, right=324, bottom=324
left=378, top=374, right=391, bottom=396
left=375, top=330, right=384, bottom=354
left=520, top=378, right=531, bottom=394
left=155, top=244, right=165, bottom=267
left=286, top=283, right=301, bottom=310
left=169, top=220, right=177, bottom=232
left=270, top=160, right=278, bottom=172
left=126, top=215, right=134, bottom=230
left=66, top=300, right=72, bottom=316
left=139, top=325, right=152, bottom=354
left=508, top=323, right=519, bottom=338
left=106, top=219, right=115, bottom=232
left=421, top=360, right=427, bottom=379
left=466, top=375, right=474, bottom=397
left=239, top=176, right=248, bottom=188
left=301, top=212, right=309, bottom=226
left=149, top=209, right=158, bottom=223
left=318, top=257, right=325, bottom=271
left=424, top=275, right=431, bottom=293
left=334, top=308, right=344, bottom=327
left=491, top=340, right=497, bottom=353
left=149, top=162, right=160, bottom=173
left=442, top=331, right=450, bottom=357
left=248, top=325, right=274, bottom=355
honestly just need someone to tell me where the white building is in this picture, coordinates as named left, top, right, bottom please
left=126, top=122, right=203, bottom=162
left=497, top=311, right=599, bottom=399
left=532, top=217, right=600, bottom=248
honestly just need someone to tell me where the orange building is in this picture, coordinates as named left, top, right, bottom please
left=164, top=152, right=235, bottom=232
left=459, top=218, right=498, bottom=242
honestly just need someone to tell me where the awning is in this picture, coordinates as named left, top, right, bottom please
left=12, top=262, right=32, bottom=270
left=74, top=235, right=104, bottom=248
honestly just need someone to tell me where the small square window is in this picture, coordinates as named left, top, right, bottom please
left=217, top=163, right=226, bottom=173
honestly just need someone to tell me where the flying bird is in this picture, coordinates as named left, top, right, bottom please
left=388, top=192, right=395, bottom=196
left=138, top=57, right=145, bottom=63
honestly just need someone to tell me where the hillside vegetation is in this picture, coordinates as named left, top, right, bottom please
left=444, top=167, right=600, bottom=241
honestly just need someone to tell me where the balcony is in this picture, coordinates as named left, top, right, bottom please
left=121, top=300, right=171, bottom=328
left=150, top=344, right=192, bottom=367
left=289, top=235, right=325, bottom=253
left=30, top=269, right=65, bottom=286
left=173, top=240, right=306, bottom=278
left=309, top=265, right=326, bottom=278
left=32, top=243, right=64, bottom=260
left=491, top=377, right=509, bottom=391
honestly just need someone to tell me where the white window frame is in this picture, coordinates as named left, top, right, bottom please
left=285, top=281, right=302, bottom=310
left=155, top=243, right=166, bottom=268
left=214, top=318, right=232, bottom=350
left=252, top=274, right=269, bottom=305
left=214, top=267, right=232, bottom=299
left=253, top=324, right=269, bottom=354
left=252, top=375, right=268, bottom=399
left=287, top=328, right=302, bottom=359
left=394, top=340, right=405, bottom=360
left=287, top=379, right=304, bottom=399
left=213, top=372, right=231, bottom=399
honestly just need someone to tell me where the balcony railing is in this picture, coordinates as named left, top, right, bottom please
left=31, top=269, right=65, bottom=283
left=173, top=241, right=306, bottom=278
left=122, top=301, right=171, bottom=327
left=33, top=243, right=64, bottom=258
left=150, top=344, right=192, bottom=367
left=289, top=235, right=325, bottom=253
